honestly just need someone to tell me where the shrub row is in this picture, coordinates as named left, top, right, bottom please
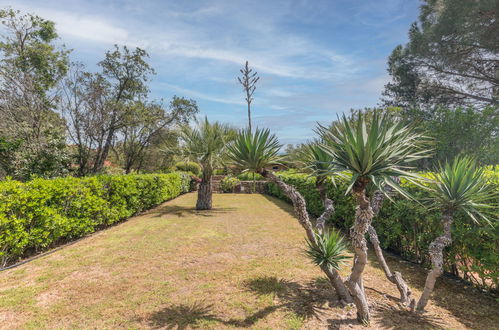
left=267, top=171, right=498, bottom=291
left=0, top=172, right=191, bottom=267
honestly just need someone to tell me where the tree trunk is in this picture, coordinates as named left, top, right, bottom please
left=316, top=180, right=334, bottom=235
left=196, top=172, right=212, bottom=210
left=369, top=190, right=413, bottom=305
left=346, top=179, right=373, bottom=324
left=415, top=209, right=453, bottom=312
left=261, top=170, right=353, bottom=304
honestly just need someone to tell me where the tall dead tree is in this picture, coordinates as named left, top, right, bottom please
left=237, top=61, right=259, bottom=131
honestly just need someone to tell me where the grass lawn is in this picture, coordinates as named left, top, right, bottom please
left=0, top=193, right=497, bottom=329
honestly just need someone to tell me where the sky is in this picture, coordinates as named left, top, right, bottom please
left=3, top=0, right=421, bottom=145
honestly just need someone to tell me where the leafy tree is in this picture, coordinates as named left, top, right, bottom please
left=318, top=113, right=431, bottom=323
left=0, top=8, right=70, bottom=180
left=383, top=0, right=498, bottom=108
left=118, top=96, right=198, bottom=173
left=92, top=45, right=155, bottom=173
left=409, top=106, right=499, bottom=166
left=415, top=157, right=497, bottom=311
left=181, top=118, right=235, bottom=210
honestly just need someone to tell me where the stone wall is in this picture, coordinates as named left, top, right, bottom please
left=233, top=181, right=267, bottom=194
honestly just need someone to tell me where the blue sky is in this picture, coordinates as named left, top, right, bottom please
left=4, top=0, right=421, bottom=145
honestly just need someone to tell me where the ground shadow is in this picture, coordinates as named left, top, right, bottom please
left=373, top=302, right=446, bottom=329
left=261, top=195, right=297, bottom=218
left=152, top=205, right=236, bottom=218
left=366, top=243, right=499, bottom=328
left=146, top=302, right=219, bottom=329
left=145, top=275, right=344, bottom=328
left=263, top=193, right=499, bottom=327
left=242, top=275, right=341, bottom=319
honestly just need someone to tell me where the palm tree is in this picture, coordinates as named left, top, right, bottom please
left=318, top=113, right=430, bottom=323
left=415, top=157, right=497, bottom=311
left=227, top=128, right=353, bottom=304
left=181, top=117, right=235, bottom=210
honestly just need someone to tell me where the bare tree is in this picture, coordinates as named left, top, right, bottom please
left=237, top=61, right=259, bottom=131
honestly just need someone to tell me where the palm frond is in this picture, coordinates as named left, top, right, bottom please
left=180, top=117, right=235, bottom=171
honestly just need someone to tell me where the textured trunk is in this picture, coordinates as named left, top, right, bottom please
left=369, top=190, right=412, bottom=305
left=196, top=172, right=212, bottom=210
left=315, top=180, right=334, bottom=234
left=415, top=209, right=453, bottom=312
left=261, top=170, right=352, bottom=304
left=346, top=179, right=372, bottom=324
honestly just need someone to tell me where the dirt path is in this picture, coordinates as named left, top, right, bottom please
left=0, top=193, right=497, bottom=329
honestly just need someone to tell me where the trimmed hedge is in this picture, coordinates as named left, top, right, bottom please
left=267, top=171, right=498, bottom=291
left=0, top=172, right=191, bottom=267
left=174, top=161, right=202, bottom=176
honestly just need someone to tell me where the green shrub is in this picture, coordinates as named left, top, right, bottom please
left=237, top=171, right=264, bottom=181
left=174, top=161, right=201, bottom=176
left=214, top=168, right=227, bottom=175
left=0, top=172, right=189, bottom=267
left=267, top=170, right=498, bottom=291
left=220, top=176, right=240, bottom=193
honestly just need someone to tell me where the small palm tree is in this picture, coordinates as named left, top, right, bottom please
left=181, top=117, right=235, bottom=210
left=228, top=128, right=353, bottom=304
left=415, top=157, right=497, bottom=311
left=318, top=112, right=430, bottom=323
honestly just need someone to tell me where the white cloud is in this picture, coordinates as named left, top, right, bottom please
left=1, top=4, right=132, bottom=45
left=158, top=83, right=245, bottom=106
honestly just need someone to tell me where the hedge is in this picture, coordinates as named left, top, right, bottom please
left=267, top=171, right=498, bottom=291
left=0, top=172, right=191, bottom=267
left=174, top=161, right=202, bottom=176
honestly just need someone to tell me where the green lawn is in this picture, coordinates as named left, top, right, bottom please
left=0, top=193, right=497, bottom=329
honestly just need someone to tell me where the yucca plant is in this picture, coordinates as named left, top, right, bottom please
left=181, top=117, right=235, bottom=210
left=228, top=127, right=282, bottom=174
left=297, top=143, right=340, bottom=233
left=305, top=229, right=351, bottom=271
left=318, top=112, right=431, bottom=323
left=228, top=128, right=353, bottom=304
left=415, top=156, right=497, bottom=311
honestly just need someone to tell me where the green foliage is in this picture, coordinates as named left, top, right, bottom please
left=410, top=106, right=498, bottom=166
left=219, top=176, right=240, bottom=193
left=0, top=172, right=190, bottom=267
left=175, top=161, right=202, bottom=176
left=305, top=229, right=350, bottom=270
left=318, top=112, right=431, bottom=196
left=227, top=128, right=283, bottom=173
left=0, top=8, right=69, bottom=92
left=181, top=117, right=236, bottom=177
left=237, top=171, right=264, bottom=181
left=431, top=157, right=497, bottom=223
left=383, top=0, right=498, bottom=108
left=267, top=170, right=498, bottom=290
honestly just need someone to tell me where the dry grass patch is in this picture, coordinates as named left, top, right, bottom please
left=0, top=193, right=497, bottom=329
